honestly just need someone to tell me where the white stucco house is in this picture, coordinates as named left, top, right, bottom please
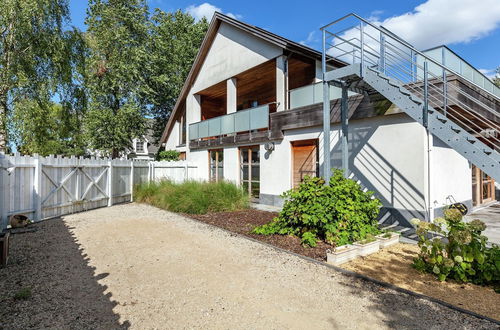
left=160, top=13, right=499, bottom=227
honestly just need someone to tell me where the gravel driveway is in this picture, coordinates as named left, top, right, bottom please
left=0, top=203, right=497, bottom=329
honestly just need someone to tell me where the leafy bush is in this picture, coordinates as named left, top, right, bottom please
left=252, top=169, right=382, bottom=247
left=156, top=150, right=180, bottom=161
left=412, top=208, right=500, bottom=290
left=134, top=180, right=248, bottom=214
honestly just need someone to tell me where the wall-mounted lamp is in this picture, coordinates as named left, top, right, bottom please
left=264, top=142, right=275, bottom=152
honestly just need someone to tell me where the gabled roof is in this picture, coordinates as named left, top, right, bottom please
left=160, top=12, right=345, bottom=144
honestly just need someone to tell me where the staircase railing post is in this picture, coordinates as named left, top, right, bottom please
left=379, top=33, right=385, bottom=74
left=423, top=61, right=429, bottom=128
left=442, top=47, right=448, bottom=117
left=360, top=21, right=365, bottom=77
left=321, top=28, right=331, bottom=183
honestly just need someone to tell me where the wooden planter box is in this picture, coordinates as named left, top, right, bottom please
left=327, top=244, right=358, bottom=265
left=353, top=239, right=380, bottom=257
left=0, top=232, right=10, bottom=267
left=376, top=233, right=400, bottom=248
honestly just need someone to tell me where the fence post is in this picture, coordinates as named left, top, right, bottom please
left=33, top=154, right=42, bottom=221
left=130, top=160, right=134, bottom=202
left=150, top=161, right=155, bottom=182
left=184, top=162, right=188, bottom=181
left=107, top=159, right=113, bottom=207
left=0, top=154, right=7, bottom=228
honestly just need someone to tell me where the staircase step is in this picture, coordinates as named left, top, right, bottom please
left=466, top=137, right=477, bottom=144
left=483, top=149, right=492, bottom=155
left=451, top=127, right=461, bottom=133
left=436, top=115, right=448, bottom=123
left=399, top=88, right=411, bottom=96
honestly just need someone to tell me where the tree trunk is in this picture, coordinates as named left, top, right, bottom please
left=0, top=95, right=8, bottom=153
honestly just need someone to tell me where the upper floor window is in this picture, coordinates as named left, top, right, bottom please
left=136, top=140, right=145, bottom=153
left=179, top=113, right=186, bottom=145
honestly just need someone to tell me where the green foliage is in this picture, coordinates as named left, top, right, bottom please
left=412, top=209, right=500, bottom=289
left=10, top=100, right=85, bottom=156
left=156, top=150, right=180, bottom=161
left=13, top=287, right=32, bottom=300
left=84, top=0, right=149, bottom=157
left=134, top=180, right=249, bottom=214
left=0, top=0, right=80, bottom=152
left=145, top=10, right=208, bottom=142
left=252, top=169, right=382, bottom=247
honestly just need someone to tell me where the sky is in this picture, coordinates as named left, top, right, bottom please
left=69, top=0, right=500, bottom=78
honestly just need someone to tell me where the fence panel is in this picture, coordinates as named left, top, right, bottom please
left=0, top=154, right=197, bottom=229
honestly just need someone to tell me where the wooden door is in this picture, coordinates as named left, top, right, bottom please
left=292, top=139, right=318, bottom=188
left=472, top=165, right=495, bottom=206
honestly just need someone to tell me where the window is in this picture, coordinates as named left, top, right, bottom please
left=240, top=146, right=260, bottom=199
left=179, top=113, right=186, bottom=145
left=209, top=149, right=224, bottom=182
left=136, top=140, right=144, bottom=153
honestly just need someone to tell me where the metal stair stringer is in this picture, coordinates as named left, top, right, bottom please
left=327, top=64, right=500, bottom=181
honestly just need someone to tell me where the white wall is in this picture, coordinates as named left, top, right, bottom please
left=223, top=147, right=239, bottom=184
left=259, top=113, right=429, bottom=219
left=187, top=149, right=209, bottom=181
left=191, top=22, right=282, bottom=93
left=430, top=136, right=472, bottom=210
left=165, top=121, right=179, bottom=150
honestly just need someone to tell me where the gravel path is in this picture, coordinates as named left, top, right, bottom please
left=0, top=203, right=497, bottom=329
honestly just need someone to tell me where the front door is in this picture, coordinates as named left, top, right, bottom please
left=472, top=165, right=495, bottom=206
left=292, top=139, right=319, bottom=188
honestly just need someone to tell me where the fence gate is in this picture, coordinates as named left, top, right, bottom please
left=0, top=153, right=197, bottom=229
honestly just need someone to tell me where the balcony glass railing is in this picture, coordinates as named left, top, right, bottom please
left=289, top=82, right=356, bottom=109
left=418, top=46, right=500, bottom=98
left=189, top=104, right=269, bottom=140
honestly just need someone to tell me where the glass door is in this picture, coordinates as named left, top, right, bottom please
left=240, top=146, right=260, bottom=199
left=209, top=149, right=224, bottom=182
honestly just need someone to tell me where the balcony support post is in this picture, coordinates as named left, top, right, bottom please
left=227, top=78, right=237, bottom=114
left=276, top=55, right=287, bottom=111
left=341, top=83, right=349, bottom=178
left=321, top=28, right=331, bottom=183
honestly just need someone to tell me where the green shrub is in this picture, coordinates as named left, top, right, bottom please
left=412, top=208, right=500, bottom=290
left=252, top=169, right=382, bottom=247
left=156, top=150, right=180, bottom=161
left=134, top=180, right=249, bottom=214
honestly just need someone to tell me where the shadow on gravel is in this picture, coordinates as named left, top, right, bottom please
left=335, top=277, right=495, bottom=329
left=0, top=217, right=130, bottom=329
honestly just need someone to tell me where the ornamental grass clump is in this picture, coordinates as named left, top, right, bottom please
left=412, top=208, right=500, bottom=291
left=252, top=169, right=382, bottom=247
left=134, top=180, right=248, bottom=214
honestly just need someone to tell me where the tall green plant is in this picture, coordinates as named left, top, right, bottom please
left=134, top=180, right=248, bottom=214
left=253, top=170, right=382, bottom=247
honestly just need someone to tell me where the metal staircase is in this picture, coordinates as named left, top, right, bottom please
left=321, top=13, right=500, bottom=181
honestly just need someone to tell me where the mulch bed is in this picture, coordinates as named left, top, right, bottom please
left=187, top=209, right=332, bottom=261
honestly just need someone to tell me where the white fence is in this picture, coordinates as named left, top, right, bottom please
left=0, top=153, right=197, bottom=229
